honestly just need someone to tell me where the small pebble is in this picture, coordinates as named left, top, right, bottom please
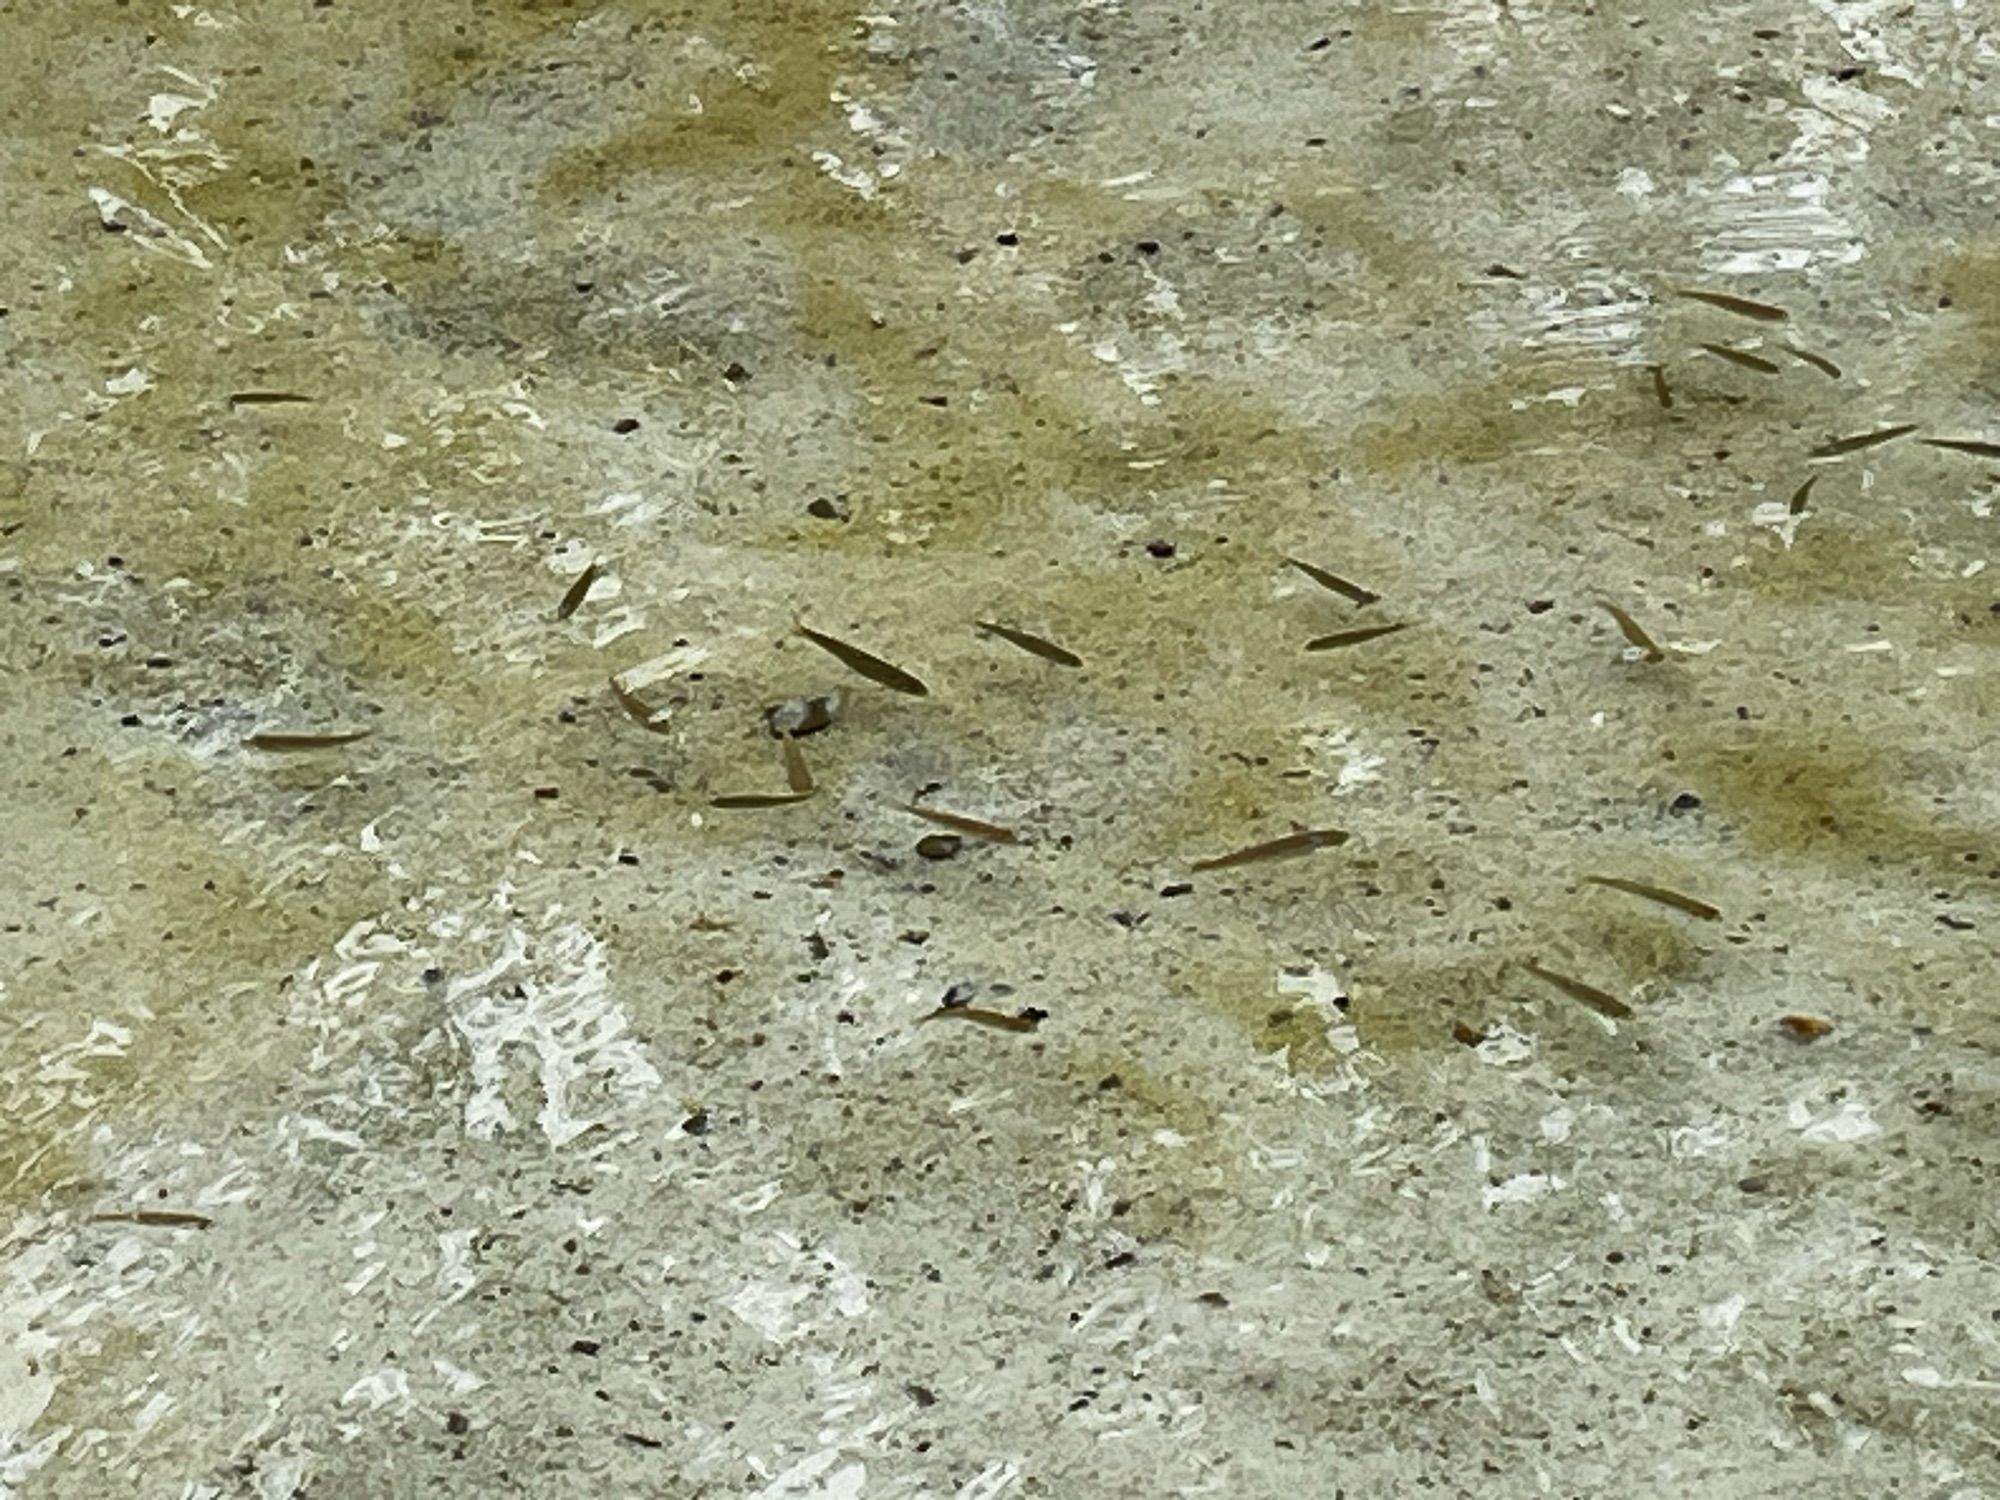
left=916, top=834, right=963, bottom=861
left=764, top=693, right=840, bottom=738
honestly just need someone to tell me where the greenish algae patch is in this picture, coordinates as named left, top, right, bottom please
left=1060, top=1048, right=1245, bottom=1251
left=1343, top=952, right=1508, bottom=1054
left=536, top=1, right=859, bottom=201
left=1933, top=242, right=2000, bottom=367
left=1673, top=723, right=1995, bottom=879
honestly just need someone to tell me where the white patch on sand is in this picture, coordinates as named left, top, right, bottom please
left=445, top=919, right=660, bottom=1146
left=1474, top=1024, right=1536, bottom=1066
left=1484, top=1173, right=1566, bottom=1211
left=726, top=1233, right=872, bottom=1344
left=1790, top=1098, right=1881, bottom=1143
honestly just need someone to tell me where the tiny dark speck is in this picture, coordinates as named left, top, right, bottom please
left=1104, top=1251, right=1137, bottom=1269
left=681, top=1109, right=710, bottom=1136
left=1669, top=792, right=1703, bottom=813
left=1526, top=599, right=1554, bottom=614
left=533, top=786, right=560, bottom=800
left=610, top=417, right=639, bottom=434
left=445, top=1412, right=470, bottom=1435
left=1145, top=539, right=1176, bottom=558
left=907, top=1383, right=939, bottom=1407
left=1159, top=882, right=1193, bottom=897
left=994, top=231, right=1019, bottom=246
left=1135, top=239, right=1160, bottom=255
left=570, top=1338, right=600, bottom=1356
left=722, top=361, right=751, bottom=383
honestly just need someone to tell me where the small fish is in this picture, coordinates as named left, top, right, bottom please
left=781, top=734, right=813, bottom=793
left=1674, top=287, right=1789, bottom=323
left=919, top=1005, right=1044, bottom=1033
left=243, top=729, right=372, bottom=752
left=1304, top=622, right=1409, bottom=651
left=1286, top=557, right=1380, bottom=606
left=1775, top=1013, right=1834, bottom=1041
left=1595, top=600, right=1665, bottom=663
left=1698, top=342, right=1782, bottom=376
left=555, top=561, right=602, bottom=621
left=1781, top=343, right=1841, bottom=379
left=1808, top=423, right=1917, bottom=459
left=1519, top=958, right=1633, bottom=1020
left=1788, top=475, right=1818, bottom=515
left=1192, top=827, right=1348, bottom=872
left=1650, top=365, right=1674, bottom=410
left=794, top=624, right=929, bottom=696
left=903, top=803, right=1020, bottom=844
left=1582, top=874, right=1721, bottom=921
left=1918, top=436, right=2000, bottom=460
left=709, top=791, right=815, bottom=809
left=976, top=620, right=1083, bottom=668
left=89, top=1209, right=214, bottom=1229
left=227, top=391, right=315, bottom=406
left=609, top=677, right=671, bottom=733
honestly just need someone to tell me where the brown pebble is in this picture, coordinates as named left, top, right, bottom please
left=916, top=834, right=963, bottom=860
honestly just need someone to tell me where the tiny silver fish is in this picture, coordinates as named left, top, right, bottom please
left=795, top=624, right=930, bottom=696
